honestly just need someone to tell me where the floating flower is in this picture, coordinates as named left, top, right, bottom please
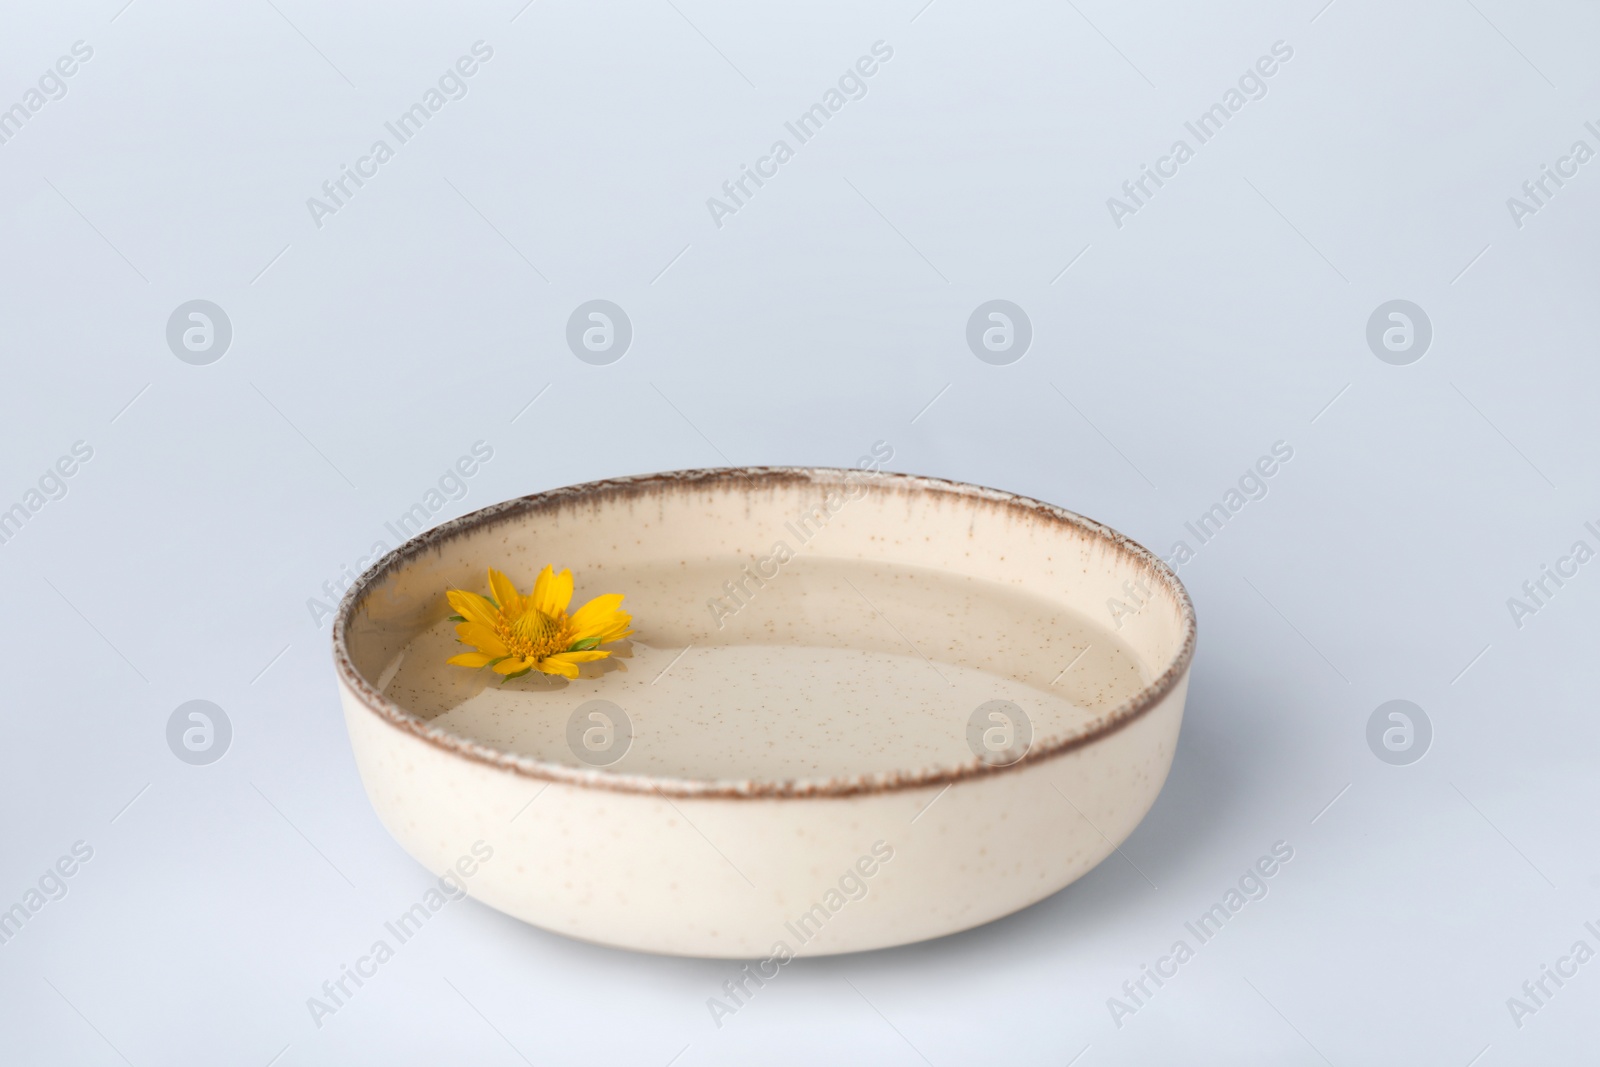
left=446, top=565, right=633, bottom=680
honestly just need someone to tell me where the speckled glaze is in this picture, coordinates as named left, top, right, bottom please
left=333, top=468, right=1196, bottom=957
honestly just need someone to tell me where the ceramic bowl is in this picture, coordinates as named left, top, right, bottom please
left=332, top=468, right=1195, bottom=958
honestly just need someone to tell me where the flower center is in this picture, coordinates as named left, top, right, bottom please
left=502, top=608, right=572, bottom=661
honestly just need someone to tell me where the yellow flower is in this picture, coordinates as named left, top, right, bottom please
left=445, top=565, right=633, bottom=680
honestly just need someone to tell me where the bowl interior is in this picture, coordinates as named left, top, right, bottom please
left=337, top=469, right=1194, bottom=789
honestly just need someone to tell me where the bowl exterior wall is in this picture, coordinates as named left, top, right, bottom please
left=340, top=672, right=1187, bottom=958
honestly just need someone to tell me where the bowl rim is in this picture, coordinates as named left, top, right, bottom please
left=332, top=467, right=1196, bottom=799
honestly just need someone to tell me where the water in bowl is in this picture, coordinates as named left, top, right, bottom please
left=378, top=556, right=1151, bottom=782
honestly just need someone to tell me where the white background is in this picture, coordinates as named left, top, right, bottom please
left=2, top=0, right=1597, bottom=1063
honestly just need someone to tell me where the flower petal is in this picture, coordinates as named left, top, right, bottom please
left=487, top=568, right=522, bottom=616
left=569, top=596, right=632, bottom=646
left=535, top=657, right=581, bottom=678
left=569, top=594, right=624, bottom=634
left=575, top=611, right=631, bottom=645
left=454, top=622, right=508, bottom=656
left=491, top=656, right=533, bottom=675
left=595, top=618, right=634, bottom=644
left=531, top=565, right=575, bottom=616
left=532, top=649, right=612, bottom=678
left=550, top=649, right=611, bottom=662
left=447, top=589, right=501, bottom=630
left=447, top=651, right=497, bottom=668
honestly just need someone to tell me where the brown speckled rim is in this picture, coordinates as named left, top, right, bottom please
left=332, top=468, right=1196, bottom=799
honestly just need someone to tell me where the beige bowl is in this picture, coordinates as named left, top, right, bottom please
left=333, top=468, right=1195, bottom=958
